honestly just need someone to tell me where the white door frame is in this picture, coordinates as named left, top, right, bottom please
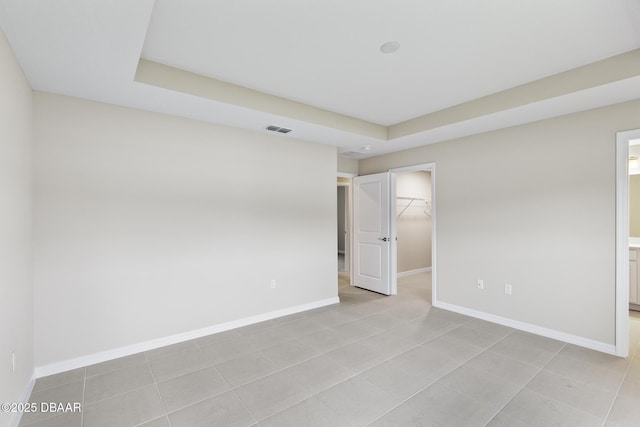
left=337, top=182, right=352, bottom=273
left=389, top=163, right=436, bottom=300
left=615, top=129, right=640, bottom=357
left=338, top=172, right=356, bottom=281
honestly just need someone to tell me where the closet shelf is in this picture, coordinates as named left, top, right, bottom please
left=396, top=196, right=431, bottom=218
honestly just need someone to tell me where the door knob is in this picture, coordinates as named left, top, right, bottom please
left=378, top=237, right=389, bottom=242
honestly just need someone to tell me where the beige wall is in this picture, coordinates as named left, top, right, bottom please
left=360, top=100, right=640, bottom=345
left=338, top=156, right=358, bottom=175
left=397, top=171, right=432, bottom=272
left=0, top=28, right=33, bottom=426
left=33, top=93, right=338, bottom=367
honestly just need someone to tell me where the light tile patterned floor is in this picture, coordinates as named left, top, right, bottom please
left=18, top=272, right=640, bottom=426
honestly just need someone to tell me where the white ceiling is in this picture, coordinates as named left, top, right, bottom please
left=1, top=0, right=640, bottom=158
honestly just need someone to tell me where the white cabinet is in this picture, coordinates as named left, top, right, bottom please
left=631, top=248, right=639, bottom=307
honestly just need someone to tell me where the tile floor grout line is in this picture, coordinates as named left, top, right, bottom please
left=513, top=380, right=613, bottom=426
left=26, top=301, right=474, bottom=425
left=201, top=329, right=397, bottom=421
left=34, top=279, right=636, bottom=426
left=135, top=335, right=363, bottom=420
left=480, top=342, right=567, bottom=426
left=28, top=368, right=88, bottom=427
left=143, top=352, right=173, bottom=427
left=147, top=345, right=260, bottom=423
left=221, top=306, right=464, bottom=424
left=522, top=344, right=634, bottom=427
left=80, top=353, right=169, bottom=407
left=218, top=368, right=260, bottom=426
left=25, top=374, right=84, bottom=396
left=83, top=360, right=154, bottom=387
left=600, top=351, right=635, bottom=427
left=153, top=362, right=235, bottom=417
left=131, top=415, right=169, bottom=427
left=214, top=314, right=420, bottom=388
left=80, top=367, right=86, bottom=427
left=161, top=389, right=234, bottom=420
left=362, top=350, right=485, bottom=426
left=531, top=355, right=631, bottom=393
left=364, top=327, right=518, bottom=426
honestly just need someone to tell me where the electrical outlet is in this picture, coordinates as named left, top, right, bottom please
left=504, top=284, right=512, bottom=295
left=11, top=351, right=15, bottom=372
left=270, top=279, right=276, bottom=289
left=476, top=279, right=484, bottom=290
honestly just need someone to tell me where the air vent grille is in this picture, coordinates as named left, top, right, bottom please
left=266, top=125, right=292, bottom=134
left=340, top=151, right=366, bottom=158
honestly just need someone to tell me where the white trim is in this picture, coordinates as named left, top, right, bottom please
left=34, top=297, right=339, bottom=378
left=431, top=164, right=437, bottom=305
left=346, top=182, right=353, bottom=277
left=337, top=180, right=352, bottom=273
left=9, top=377, right=35, bottom=427
left=389, top=164, right=434, bottom=174
left=390, top=172, right=398, bottom=294
left=397, top=267, right=432, bottom=278
left=616, top=131, right=629, bottom=357
left=337, top=172, right=357, bottom=178
left=389, top=163, right=436, bottom=300
left=434, top=300, right=617, bottom=356
left=616, top=129, right=640, bottom=357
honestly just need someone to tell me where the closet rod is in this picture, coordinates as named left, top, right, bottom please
left=396, top=197, right=431, bottom=218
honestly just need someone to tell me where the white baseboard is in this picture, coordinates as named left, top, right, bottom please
left=34, top=296, right=340, bottom=378
left=9, top=376, right=35, bottom=427
left=397, top=267, right=431, bottom=278
left=434, top=300, right=617, bottom=356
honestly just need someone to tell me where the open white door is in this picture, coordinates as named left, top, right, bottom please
left=353, top=172, right=391, bottom=295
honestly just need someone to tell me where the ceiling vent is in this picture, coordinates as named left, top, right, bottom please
left=340, top=151, right=366, bottom=158
left=266, top=125, right=292, bottom=134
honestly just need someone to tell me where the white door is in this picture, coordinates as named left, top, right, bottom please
left=353, top=172, right=391, bottom=295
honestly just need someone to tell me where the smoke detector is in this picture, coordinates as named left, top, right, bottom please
left=380, top=41, right=400, bottom=54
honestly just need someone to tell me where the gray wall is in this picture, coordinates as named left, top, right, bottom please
left=360, top=100, right=640, bottom=345
left=0, top=28, right=33, bottom=426
left=33, top=92, right=338, bottom=367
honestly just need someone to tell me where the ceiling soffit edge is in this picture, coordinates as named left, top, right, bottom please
left=389, top=49, right=640, bottom=139
left=134, top=59, right=387, bottom=140
left=135, top=49, right=640, bottom=143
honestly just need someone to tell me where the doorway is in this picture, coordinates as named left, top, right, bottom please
left=390, top=163, right=436, bottom=302
left=615, top=129, right=640, bottom=357
left=630, top=138, right=640, bottom=313
left=351, top=164, right=436, bottom=298
left=337, top=183, right=350, bottom=272
left=392, top=170, right=433, bottom=303
left=337, top=174, right=354, bottom=287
